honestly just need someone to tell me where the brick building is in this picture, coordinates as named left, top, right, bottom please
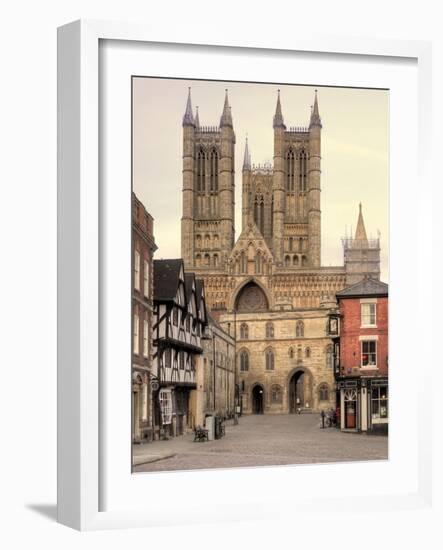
left=132, top=193, right=157, bottom=443
left=333, top=278, right=389, bottom=433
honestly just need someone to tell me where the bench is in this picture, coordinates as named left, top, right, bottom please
left=193, top=426, right=209, bottom=442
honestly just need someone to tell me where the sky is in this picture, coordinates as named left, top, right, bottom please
left=133, top=77, right=389, bottom=282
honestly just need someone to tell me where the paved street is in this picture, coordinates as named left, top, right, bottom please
left=133, top=414, right=388, bottom=473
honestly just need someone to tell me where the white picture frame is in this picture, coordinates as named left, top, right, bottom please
left=57, top=19, right=435, bottom=531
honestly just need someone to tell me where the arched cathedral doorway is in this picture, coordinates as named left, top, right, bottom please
left=289, top=369, right=313, bottom=413
left=252, top=385, right=264, bottom=414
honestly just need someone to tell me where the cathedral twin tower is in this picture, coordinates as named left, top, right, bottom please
left=180, top=86, right=380, bottom=313
left=181, top=87, right=322, bottom=272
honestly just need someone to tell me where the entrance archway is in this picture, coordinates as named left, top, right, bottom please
left=252, top=384, right=264, bottom=414
left=289, top=369, right=313, bottom=413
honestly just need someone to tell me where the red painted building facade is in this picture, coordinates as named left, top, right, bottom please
left=332, top=278, right=388, bottom=433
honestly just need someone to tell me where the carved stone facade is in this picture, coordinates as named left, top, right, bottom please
left=180, top=88, right=383, bottom=414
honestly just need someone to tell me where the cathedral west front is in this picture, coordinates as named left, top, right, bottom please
left=180, top=86, right=381, bottom=415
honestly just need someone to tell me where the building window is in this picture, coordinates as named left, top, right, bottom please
left=143, top=319, right=148, bottom=357
left=299, top=149, right=307, bottom=192
left=239, top=350, right=249, bottom=372
left=361, top=340, right=377, bottom=367
left=159, top=389, right=173, bottom=425
left=210, top=148, right=218, bottom=192
left=196, top=235, right=202, bottom=248
left=240, top=251, right=246, bottom=273
left=255, top=252, right=262, bottom=274
left=319, top=383, right=329, bottom=401
left=265, top=349, right=275, bottom=370
left=143, top=260, right=149, bottom=298
left=179, top=351, right=184, bottom=370
left=271, top=384, right=282, bottom=404
left=172, top=306, right=178, bottom=326
left=240, top=323, right=249, bottom=340
left=296, top=320, right=304, bottom=338
left=305, top=347, right=311, bottom=358
left=288, top=347, right=294, bottom=359
left=326, top=344, right=333, bottom=368
left=163, top=348, right=171, bottom=369
left=361, top=302, right=377, bottom=327
left=133, top=312, right=139, bottom=355
left=134, top=250, right=140, bottom=290
left=197, top=149, right=206, bottom=193
left=371, top=385, right=388, bottom=420
left=285, top=255, right=290, bottom=267
left=213, top=254, right=219, bottom=267
left=204, top=253, right=210, bottom=266
left=265, top=322, right=274, bottom=338
left=286, top=149, right=295, bottom=191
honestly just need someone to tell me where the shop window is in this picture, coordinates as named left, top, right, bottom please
left=371, top=385, right=388, bottom=420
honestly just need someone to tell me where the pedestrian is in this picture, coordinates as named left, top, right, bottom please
left=320, top=409, right=325, bottom=429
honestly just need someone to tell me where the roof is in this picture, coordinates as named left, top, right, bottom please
left=153, top=259, right=183, bottom=302
left=184, top=272, right=196, bottom=302
left=336, top=277, right=388, bottom=298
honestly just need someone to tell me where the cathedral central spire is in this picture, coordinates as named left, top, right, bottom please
left=354, top=203, right=368, bottom=242
left=220, top=89, right=233, bottom=127
left=243, top=136, right=251, bottom=170
left=273, top=89, right=285, bottom=129
left=182, top=87, right=195, bottom=127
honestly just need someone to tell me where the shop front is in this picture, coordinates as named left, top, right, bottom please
left=337, top=377, right=388, bottom=434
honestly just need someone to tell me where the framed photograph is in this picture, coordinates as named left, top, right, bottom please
left=58, top=20, right=433, bottom=531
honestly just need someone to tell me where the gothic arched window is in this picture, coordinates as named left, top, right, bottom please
left=289, top=237, right=293, bottom=251
left=240, top=251, right=246, bottom=274
left=296, top=320, right=304, bottom=338
left=239, top=350, right=249, bottom=372
left=210, top=148, right=218, bottom=192
left=289, top=347, right=294, bottom=359
left=240, top=323, right=249, bottom=340
left=213, top=254, right=219, bottom=267
left=255, top=251, right=262, bottom=274
left=266, top=322, right=274, bottom=339
left=196, top=234, right=202, bottom=248
left=286, top=149, right=295, bottom=191
left=305, top=347, right=311, bottom=358
left=319, top=383, right=329, bottom=401
left=271, top=384, right=282, bottom=404
left=285, top=255, right=290, bottom=267
left=204, top=253, right=210, bottom=266
left=195, top=254, right=201, bottom=267
left=326, top=344, right=333, bottom=369
left=197, top=149, right=206, bottom=193
left=265, top=349, right=275, bottom=370
left=299, top=149, right=307, bottom=192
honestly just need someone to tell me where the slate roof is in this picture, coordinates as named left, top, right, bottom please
left=153, top=259, right=183, bottom=302
left=184, top=272, right=196, bottom=302
left=336, top=277, right=389, bottom=298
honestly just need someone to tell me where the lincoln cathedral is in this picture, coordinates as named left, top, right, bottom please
left=180, top=87, right=382, bottom=415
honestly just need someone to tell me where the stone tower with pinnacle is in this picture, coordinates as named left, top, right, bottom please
left=342, top=203, right=381, bottom=285
left=181, top=89, right=235, bottom=271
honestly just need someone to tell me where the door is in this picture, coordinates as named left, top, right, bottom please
left=252, top=385, right=264, bottom=414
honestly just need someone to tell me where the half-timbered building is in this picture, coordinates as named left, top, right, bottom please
left=152, top=259, right=208, bottom=438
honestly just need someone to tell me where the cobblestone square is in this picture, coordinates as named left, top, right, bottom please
left=133, top=414, right=388, bottom=473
